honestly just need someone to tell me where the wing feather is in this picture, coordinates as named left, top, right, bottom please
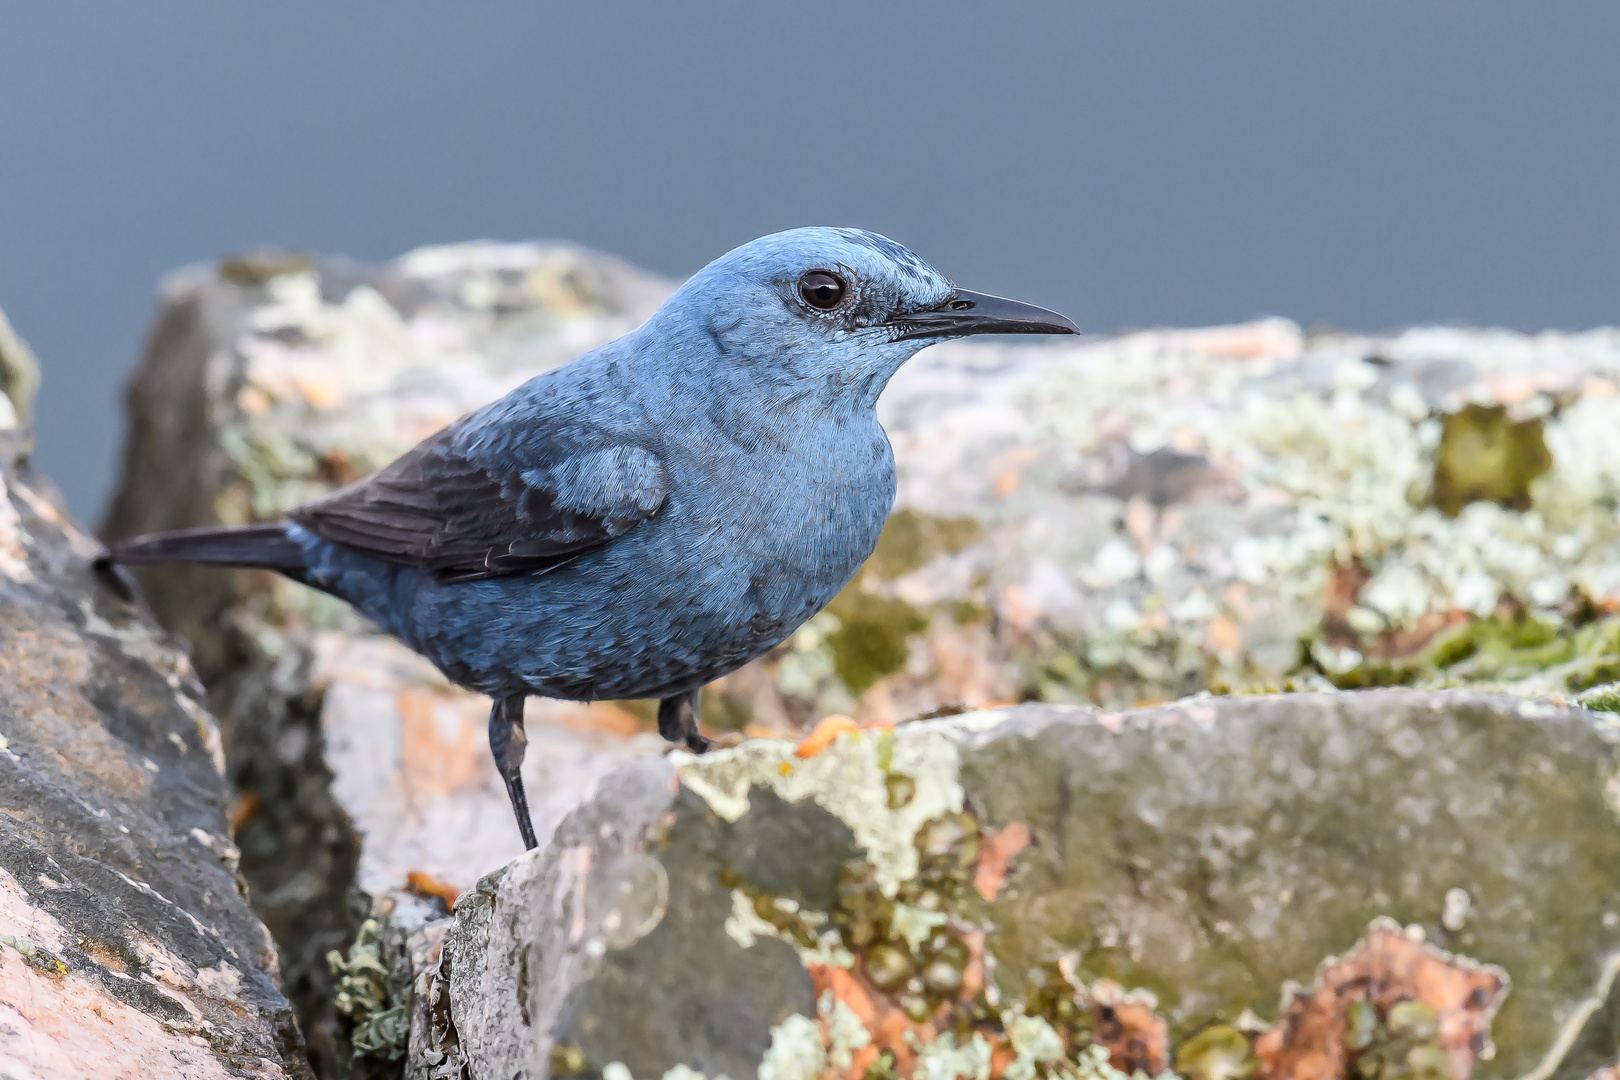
left=289, top=421, right=666, bottom=583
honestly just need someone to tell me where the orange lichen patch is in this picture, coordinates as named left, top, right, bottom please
left=314, top=447, right=364, bottom=488
left=1124, top=497, right=1156, bottom=551
left=1093, top=998, right=1170, bottom=1076
left=986, top=1034, right=1019, bottom=1078
left=228, top=789, right=260, bottom=835
left=987, top=445, right=1042, bottom=499
left=236, top=384, right=272, bottom=415
left=809, top=963, right=939, bottom=1078
left=76, top=939, right=130, bottom=976
left=397, top=689, right=485, bottom=795
left=1254, top=918, right=1507, bottom=1080
left=808, top=935, right=1173, bottom=1080
left=405, top=870, right=461, bottom=908
left=796, top=715, right=859, bottom=758
left=1204, top=614, right=1243, bottom=656
left=1581, top=375, right=1619, bottom=399
left=972, top=822, right=1031, bottom=901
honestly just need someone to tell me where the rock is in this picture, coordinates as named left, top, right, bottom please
left=424, top=691, right=1620, bottom=1080
left=97, top=240, right=1620, bottom=1073
left=0, top=313, right=312, bottom=1076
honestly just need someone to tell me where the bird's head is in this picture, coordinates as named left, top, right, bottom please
left=660, top=227, right=1079, bottom=406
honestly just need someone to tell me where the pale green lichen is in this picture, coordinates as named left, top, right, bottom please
left=867, top=322, right=1620, bottom=710
left=889, top=901, right=949, bottom=953
left=756, top=1013, right=826, bottom=1080
left=913, top=1032, right=993, bottom=1080
left=678, top=723, right=965, bottom=892
left=1002, top=1007, right=1068, bottom=1080
left=722, top=887, right=779, bottom=950
left=820, top=991, right=872, bottom=1070
left=661, top=1065, right=728, bottom=1080
left=724, top=888, right=852, bottom=968
left=1067, top=1044, right=1140, bottom=1080
left=0, top=934, right=68, bottom=977
left=326, top=918, right=408, bottom=1063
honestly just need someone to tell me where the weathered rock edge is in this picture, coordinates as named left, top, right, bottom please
left=417, top=692, right=1620, bottom=1080
left=0, top=363, right=314, bottom=1075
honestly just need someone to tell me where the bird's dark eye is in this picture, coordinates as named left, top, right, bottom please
left=798, top=270, right=846, bottom=310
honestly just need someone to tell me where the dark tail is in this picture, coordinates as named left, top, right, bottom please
left=102, top=523, right=309, bottom=576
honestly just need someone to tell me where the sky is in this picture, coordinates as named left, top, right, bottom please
left=2, top=1, right=1617, bottom=517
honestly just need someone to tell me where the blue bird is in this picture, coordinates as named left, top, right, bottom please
left=107, top=227, right=1078, bottom=849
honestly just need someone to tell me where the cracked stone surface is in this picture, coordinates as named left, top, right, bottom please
left=0, top=311, right=312, bottom=1078
left=417, top=692, right=1620, bottom=1080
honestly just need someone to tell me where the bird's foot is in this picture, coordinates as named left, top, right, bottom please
left=658, top=688, right=712, bottom=754
left=489, top=694, right=539, bottom=851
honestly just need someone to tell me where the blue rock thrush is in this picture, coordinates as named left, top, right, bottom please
left=106, top=227, right=1078, bottom=849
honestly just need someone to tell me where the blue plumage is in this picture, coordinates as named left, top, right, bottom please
left=111, top=227, right=1078, bottom=847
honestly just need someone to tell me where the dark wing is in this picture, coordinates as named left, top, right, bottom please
left=288, top=422, right=666, bottom=584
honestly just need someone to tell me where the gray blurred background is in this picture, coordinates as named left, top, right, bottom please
left=2, top=1, right=1617, bottom=518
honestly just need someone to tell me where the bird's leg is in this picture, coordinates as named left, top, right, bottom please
left=488, top=694, right=539, bottom=851
left=657, top=687, right=712, bottom=754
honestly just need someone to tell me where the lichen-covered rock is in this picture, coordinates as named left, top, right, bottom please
left=104, top=247, right=1620, bottom=738
left=424, top=692, right=1620, bottom=1080
left=0, top=320, right=312, bottom=1077
left=98, top=241, right=1620, bottom=1074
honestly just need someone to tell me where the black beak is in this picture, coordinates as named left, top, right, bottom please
left=886, top=289, right=1080, bottom=341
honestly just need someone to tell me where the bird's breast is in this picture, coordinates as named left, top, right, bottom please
left=665, top=417, right=895, bottom=617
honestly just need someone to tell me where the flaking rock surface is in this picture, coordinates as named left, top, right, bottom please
left=425, top=693, right=1620, bottom=1080
left=0, top=311, right=312, bottom=1078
